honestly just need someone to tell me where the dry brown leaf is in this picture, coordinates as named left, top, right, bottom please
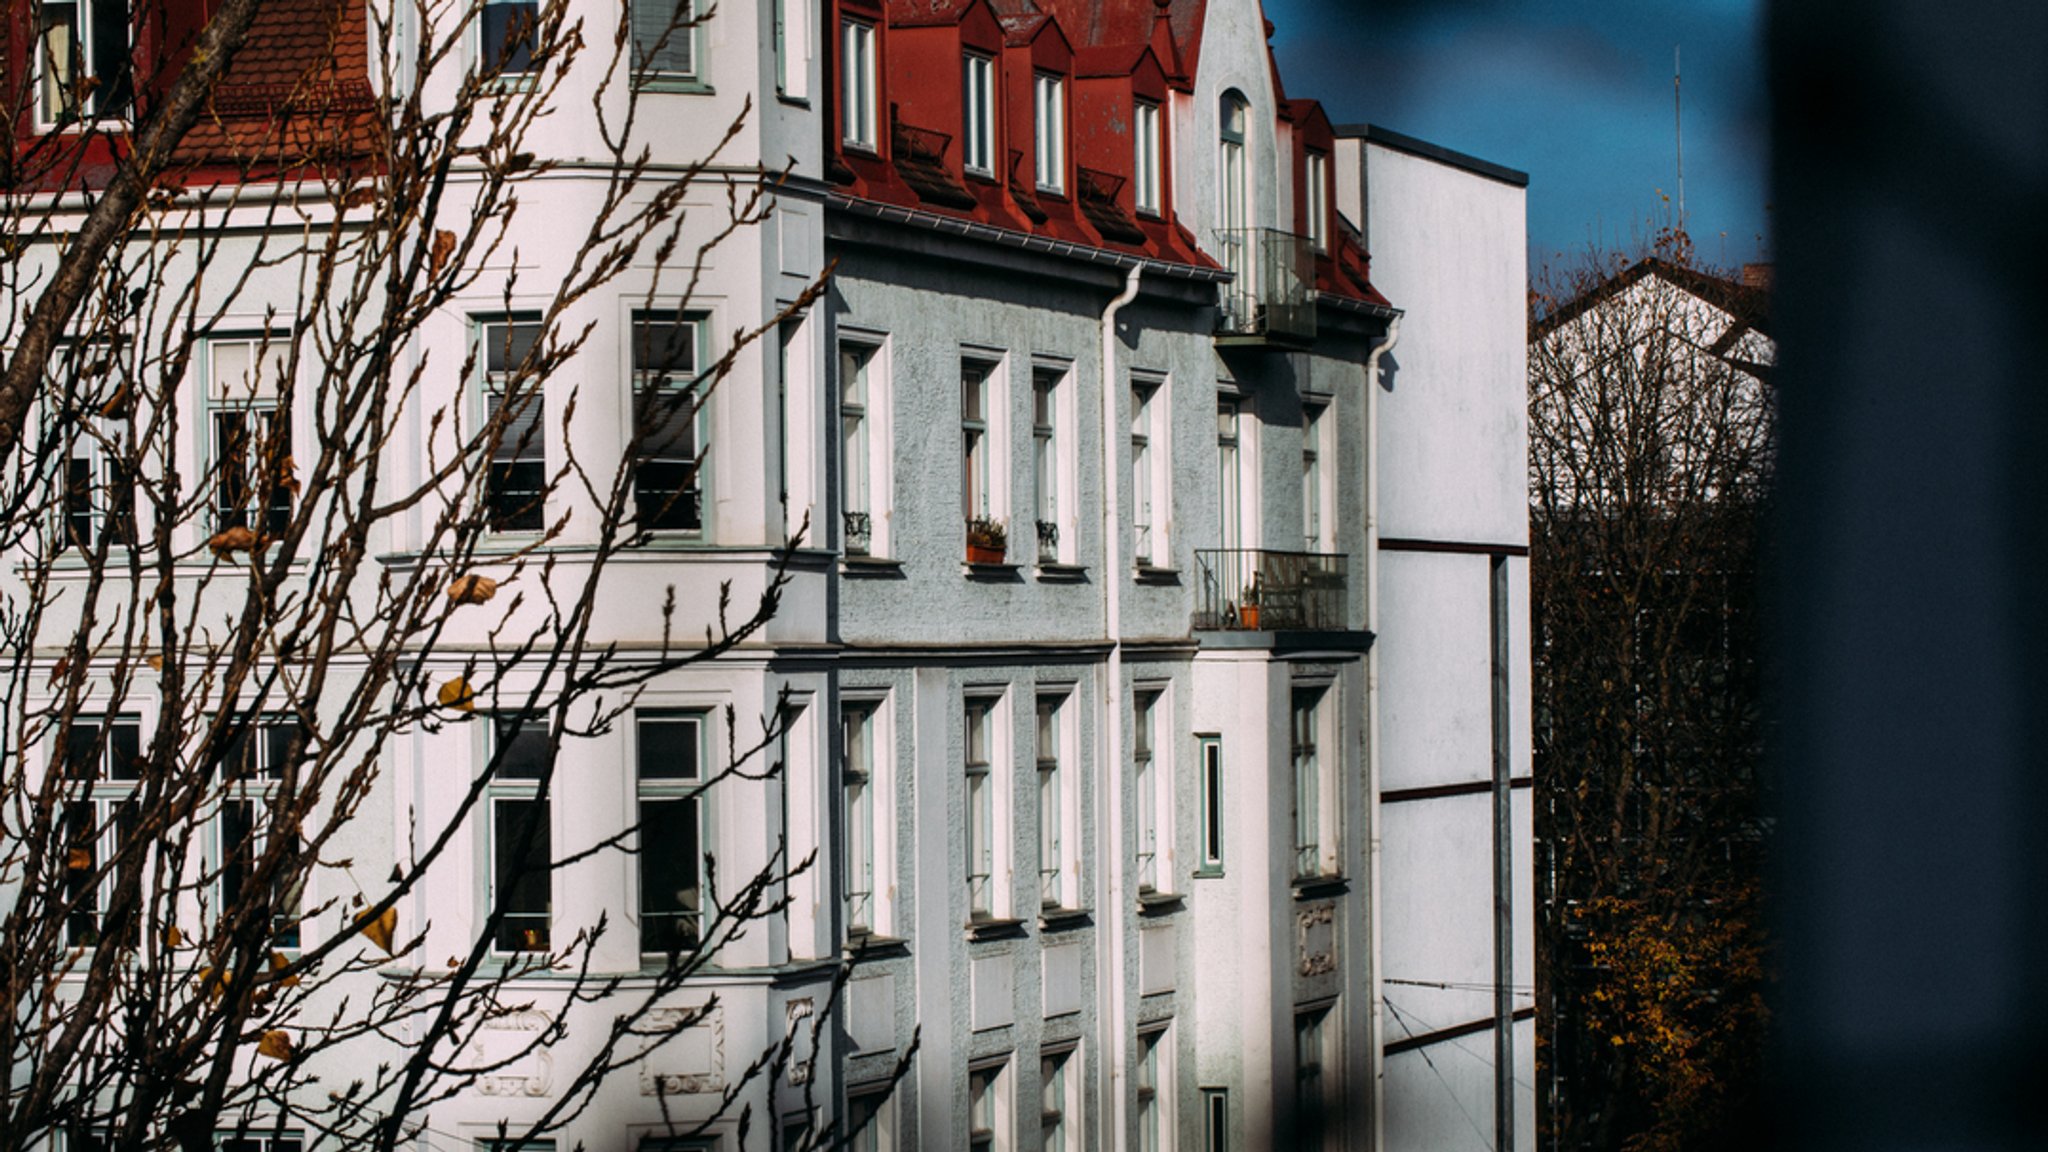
left=278, top=455, right=302, bottom=497
left=145, top=652, right=165, bottom=671
left=164, top=924, right=182, bottom=948
left=66, top=847, right=92, bottom=872
left=430, top=229, right=455, bottom=277
left=257, top=1030, right=293, bottom=1061
left=270, top=951, right=300, bottom=988
left=436, top=676, right=476, bottom=711
left=445, top=573, right=498, bottom=605
left=357, top=905, right=397, bottom=955
left=208, top=526, right=257, bottom=556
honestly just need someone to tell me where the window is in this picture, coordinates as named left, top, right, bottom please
left=969, top=1061, right=1007, bottom=1152
left=1196, top=736, right=1222, bottom=875
left=1132, top=689, right=1162, bottom=894
left=842, top=698, right=888, bottom=935
left=479, top=317, right=545, bottom=532
left=488, top=717, right=552, bottom=953
left=1130, top=377, right=1164, bottom=566
left=36, top=0, right=132, bottom=124
left=1202, top=1088, right=1229, bottom=1152
left=1031, top=367, right=1065, bottom=565
left=1034, top=73, right=1065, bottom=193
left=1305, top=151, right=1329, bottom=251
left=209, top=338, right=294, bottom=537
left=1217, top=93, right=1250, bottom=291
left=218, top=1131, right=304, bottom=1152
left=1135, top=1028, right=1170, bottom=1152
left=1035, top=694, right=1074, bottom=909
left=774, top=0, right=810, bottom=99
left=1302, top=403, right=1326, bottom=552
left=840, top=341, right=880, bottom=555
left=632, top=312, right=706, bottom=533
left=962, top=53, right=995, bottom=175
left=481, top=0, right=540, bottom=74
left=846, top=1083, right=893, bottom=1152
left=1133, top=101, right=1161, bottom=216
left=841, top=20, right=877, bottom=148
left=961, top=359, right=1003, bottom=547
left=1295, top=1006, right=1337, bottom=1150
left=219, top=717, right=308, bottom=948
left=1291, top=686, right=1337, bottom=879
left=964, top=696, right=999, bottom=921
left=1041, top=1045, right=1078, bottom=1152
left=58, top=717, right=142, bottom=947
left=630, top=0, right=697, bottom=80
left=638, top=712, right=705, bottom=954
left=1217, top=398, right=1242, bottom=553
left=60, top=414, right=134, bottom=553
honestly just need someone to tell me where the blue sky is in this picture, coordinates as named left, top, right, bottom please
left=1263, top=0, right=1771, bottom=270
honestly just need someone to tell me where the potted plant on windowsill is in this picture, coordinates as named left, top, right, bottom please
left=966, top=516, right=1008, bottom=565
left=1239, top=575, right=1262, bottom=629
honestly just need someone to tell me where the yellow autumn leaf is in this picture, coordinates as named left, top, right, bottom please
left=257, top=1030, right=293, bottom=1061
left=356, top=905, right=397, bottom=955
left=437, top=676, right=476, bottom=711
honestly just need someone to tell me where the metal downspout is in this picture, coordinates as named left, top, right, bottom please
left=1363, top=315, right=1400, bottom=1152
left=1097, top=263, right=1143, bottom=1152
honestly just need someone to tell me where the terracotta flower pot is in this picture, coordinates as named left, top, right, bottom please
left=967, top=543, right=1006, bottom=565
left=1240, top=604, right=1261, bottom=628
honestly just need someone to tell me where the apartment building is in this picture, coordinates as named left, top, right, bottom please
left=2, top=0, right=1530, bottom=1149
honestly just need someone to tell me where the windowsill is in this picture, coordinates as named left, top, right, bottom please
left=482, top=72, right=540, bottom=94
left=841, top=554, right=905, bottom=577
left=963, top=561, right=1024, bottom=582
left=634, top=75, right=715, bottom=95
left=1037, top=185, right=1067, bottom=199
left=1035, top=563, right=1089, bottom=583
left=843, top=140, right=880, bottom=157
left=1133, top=565, right=1181, bottom=586
left=1135, top=890, right=1184, bottom=916
left=844, top=932, right=910, bottom=960
left=1136, top=209, right=1163, bottom=222
left=966, top=168, right=996, bottom=183
left=1038, top=906, right=1093, bottom=932
left=1193, top=865, right=1225, bottom=880
left=965, top=916, right=1028, bottom=942
left=1293, top=874, right=1350, bottom=900
left=776, top=93, right=812, bottom=108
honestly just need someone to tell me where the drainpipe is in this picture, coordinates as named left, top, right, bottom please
left=1361, top=315, right=1400, bottom=1152
left=1097, top=263, right=1142, bottom=1152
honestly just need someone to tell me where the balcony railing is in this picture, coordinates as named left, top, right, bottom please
left=1213, top=227, right=1317, bottom=345
left=1193, top=548, right=1349, bottom=631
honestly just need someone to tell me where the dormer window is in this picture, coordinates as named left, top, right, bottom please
left=36, top=0, right=133, bottom=125
left=962, top=53, right=995, bottom=176
left=1034, top=72, right=1065, bottom=194
left=842, top=19, right=877, bottom=149
left=1306, top=150, right=1328, bottom=250
left=1133, top=99, right=1162, bottom=216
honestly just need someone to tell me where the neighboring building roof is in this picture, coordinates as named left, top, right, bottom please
left=1531, top=258, right=1775, bottom=379
left=1338, top=123, right=1530, bottom=189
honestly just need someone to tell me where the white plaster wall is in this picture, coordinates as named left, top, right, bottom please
left=1376, top=552, right=1494, bottom=792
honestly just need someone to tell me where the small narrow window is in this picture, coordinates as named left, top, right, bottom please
left=488, top=717, right=552, bottom=953
left=1133, top=100, right=1162, bottom=215
left=1197, top=736, right=1223, bottom=874
left=841, top=21, right=877, bottom=148
left=1295, top=1006, right=1335, bottom=1150
left=1032, top=367, right=1064, bottom=564
left=482, top=0, right=541, bottom=74
left=1035, top=73, right=1066, bottom=193
left=846, top=1084, right=893, bottom=1152
left=1036, top=694, right=1068, bottom=908
left=631, top=312, right=706, bottom=532
left=842, top=700, right=881, bottom=934
left=1202, top=1087, right=1229, bottom=1152
left=1302, top=403, right=1326, bottom=553
left=1133, top=690, right=1162, bottom=893
left=58, top=717, right=143, bottom=948
left=1131, top=378, right=1162, bottom=566
left=209, top=338, right=294, bottom=538
left=964, top=697, right=997, bottom=920
left=638, top=712, right=705, bottom=954
left=1136, top=1028, right=1169, bottom=1152
left=37, top=0, right=132, bottom=124
left=1305, top=151, right=1329, bottom=251
left=1041, top=1045, right=1079, bottom=1152
left=841, top=342, right=876, bottom=555
left=969, top=1061, right=1007, bottom=1152
left=1217, top=397, right=1242, bottom=553
left=479, top=317, right=546, bottom=532
left=962, top=53, right=995, bottom=175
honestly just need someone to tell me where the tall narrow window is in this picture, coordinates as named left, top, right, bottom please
left=847, top=1083, right=893, bottom=1152
left=1302, top=403, right=1326, bottom=552
left=964, top=697, right=997, bottom=920
left=1036, top=695, right=1067, bottom=908
left=1295, top=1006, right=1335, bottom=1150
left=1034, top=73, right=1065, bottom=193
left=968, top=1061, right=1006, bottom=1152
left=1197, top=736, right=1223, bottom=874
left=1032, top=368, right=1063, bottom=564
left=841, top=342, right=876, bottom=555
left=1218, top=94, right=1249, bottom=273
left=58, top=718, right=142, bottom=947
left=488, top=717, right=552, bottom=953
left=842, top=700, right=882, bottom=934
left=961, top=361, right=1000, bottom=548
left=841, top=21, right=877, bottom=148
left=480, top=317, right=546, bottom=531
left=482, top=0, right=541, bottom=74
left=1136, top=1028, right=1169, bottom=1152
left=1133, top=690, right=1160, bottom=893
left=1217, top=398, right=1242, bottom=553
left=774, top=0, right=809, bottom=99
left=632, top=312, right=706, bottom=533
left=1291, top=687, right=1327, bottom=879
left=638, top=712, right=704, bottom=954
left=210, top=338, right=294, bottom=538
left=36, top=0, right=132, bottom=124
left=220, top=717, right=308, bottom=948
left=1041, top=1045, right=1078, bottom=1152
left=630, top=0, right=697, bottom=79
left=1202, top=1087, right=1229, bottom=1152
left=60, top=416, right=134, bottom=552
left=1305, top=151, right=1329, bottom=251
left=1133, top=101, right=1161, bottom=216
left=962, top=54, right=995, bottom=175
left=1131, top=379, right=1159, bottom=566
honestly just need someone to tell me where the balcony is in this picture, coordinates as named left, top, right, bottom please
left=1194, top=549, right=1349, bottom=632
left=1213, top=227, right=1317, bottom=347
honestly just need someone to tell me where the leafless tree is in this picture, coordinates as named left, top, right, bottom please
left=1528, top=233, right=1774, bottom=1152
left=0, top=2, right=905, bottom=1150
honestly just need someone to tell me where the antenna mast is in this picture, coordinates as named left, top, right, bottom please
left=1674, top=45, right=1686, bottom=228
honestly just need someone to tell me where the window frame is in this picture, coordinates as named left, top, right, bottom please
left=480, top=0, right=542, bottom=76
left=1030, top=364, right=1070, bottom=566
left=630, top=310, right=710, bottom=536
left=962, top=52, right=996, bottom=177
left=485, top=716, right=554, bottom=956
left=846, top=1080, right=894, bottom=1152
left=1132, top=688, right=1169, bottom=895
left=217, top=715, right=310, bottom=950
left=841, top=19, right=878, bottom=150
left=1217, top=394, right=1244, bottom=554
left=960, top=356, right=1007, bottom=551
left=1135, top=1026, right=1172, bottom=1152
left=839, top=337, right=890, bottom=557
left=1305, top=150, right=1329, bottom=251
left=636, top=710, right=708, bottom=958
left=1133, top=100, right=1162, bottom=217
left=1040, top=1043, right=1080, bottom=1152
left=1302, top=401, right=1329, bottom=553
left=1196, top=735, right=1223, bottom=876
left=963, top=694, right=1007, bottom=922
left=1130, top=374, right=1167, bottom=568
left=1034, top=72, right=1066, bottom=194
left=206, top=336, right=295, bottom=539
left=1290, top=684, right=1340, bottom=880
left=1202, top=1087, right=1229, bottom=1152
left=476, top=315, right=548, bottom=534
left=968, top=1058, right=1009, bottom=1152
left=56, top=715, right=144, bottom=949
left=1294, top=1003, right=1339, bottom=1151
left=841, top=695, right=893, bottom=936
left=628, top=0, right=701, bottom=85
left=34, top=0, right=133, bottom=128
left=1035, top=691, right=1080, bottom=910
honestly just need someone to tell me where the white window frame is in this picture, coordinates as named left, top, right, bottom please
left=1034, top=72, right=1066, bottom=193
left=962, top=52, right=995, bottom=176
left=1302, top=401, right=1330, bottom=553
left=841, top=695, right=894, bottom=936
left=1196, top=735, right=1222, bottom=876
left=968, top=1058, right=1010, bottom=1152
left=774, top=0, right=810, bottom=100
left=207, top=336, right=294, bottom=538
left=1132, top=687, right=1171, bottom=894
left=846, top=1080, right=895, bottom=1152
left=1040, top=1043, right=1080, bottom=1152
left=217, top=715, right=309, bottom=951
left=629, top=0, right=699, bottom=82
left=57, top=716, right=143, bottom=949
left=1305, top=150, right=1329, bottom=251
left=1035, top=691, right=1079, bottom=910
left=1133, top=100, right=1161, bottom=216
left=1030, top=364, right=1071, bottom=566
left=1217, top=395, right=1244, bottom=553
left=485, top=716, right=553, bottom=956
left=477, top=315, right=547, bottom=534
left=1202, top=1087, right=1229, bottom=1152
left=839, top=337, right=891, bottom=557
left=964, top=693, right=1009, bottom=922
left=480, top=0, right=541, bottom=76
left=1131, top=374, right=1167, bottom=568
left=636, top=711, right=707, bottom=957
left=59, top=408, right=133, bottom=554
left=1135, top=1026, right=1173, bottom=1152
left=961, top=356, right=1007, bottom=548
left=841, top=20, right=878, bottom=149
left=1291, top=684, right=1340, bottom=880
left=630, top=310, right=710, bottom=535
left=35, top=0, right=132, bottom=127
left=1294, top=1003, right=1339, bottom=1151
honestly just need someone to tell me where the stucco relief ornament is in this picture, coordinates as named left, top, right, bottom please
left=1297, top=902, right=1337, bottom=977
